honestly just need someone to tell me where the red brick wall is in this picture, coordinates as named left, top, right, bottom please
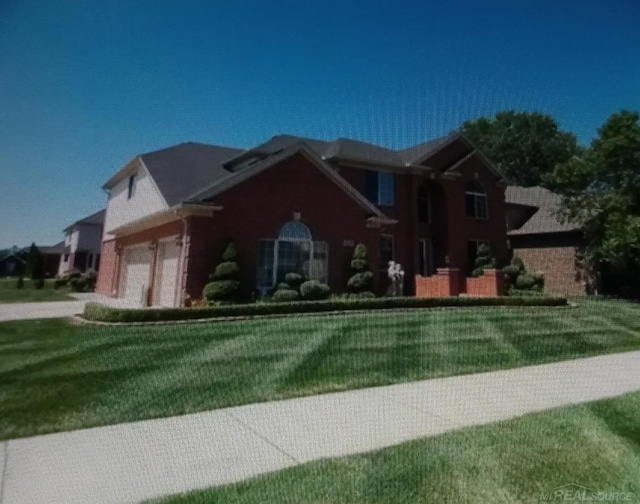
left=96, top=240, right=117, bottom=296
left=464, top=269, right=506, bottom=297
left=514, top=246, right=586, bottom=296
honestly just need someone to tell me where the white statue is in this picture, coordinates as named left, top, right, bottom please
left=387, top=261, right=405, bottom=297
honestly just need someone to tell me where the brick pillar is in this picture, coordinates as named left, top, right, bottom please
left=484, top=269, right=505, bottom=296
left=436, top=267, right=461, bottom=296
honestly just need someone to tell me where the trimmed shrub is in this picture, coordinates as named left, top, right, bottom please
left=82, top=296, right=569, bottom=323
left=83, top=269, right=97, bottom=291
left=69, top=276, right=88, bottom=292
left=347, top=243, right=374, bottom=294
left=67, top=270, right=82, bottom=280
left=203, top=280, right=241, bottom=302
left=33, top=278, right=45, bottom=289
left=511, top=255, right=525, bottom=272
left=532, top=272, right=544, bottom=289
left=54, top=278, right=68, bottom=289
left=515, top=273, right=536, bottom=290
left=204, top=242, right=241, bottom=303
left=16, top=277, right=24, bottom=289
left=284, top=272, right=304, bottom=291
left=503, top=265, right=521, bottom=284
left=277, top=282, right=293, bottom=291
left=472, top=244, right=496, bottom=278
left=347, top=271, right=374, bottom=291
left=300, top=280, right=331, bottom=301
left=213, top=262, right=240, bottom=280
left=272, top=289, right=300, bottom=302
left=349, top=291, right=376, bottom=299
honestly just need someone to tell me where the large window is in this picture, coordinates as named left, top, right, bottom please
left=256, top=222, right=328, bottom=292
left=378, top=235, right=394, bottom=271
left=417, top=183, right=431, bottom=223
left=366, top=171, right=394, bottom=206
left=465, top=180, right=487, bottom=219
left=417, top=239, right=434, bottom=276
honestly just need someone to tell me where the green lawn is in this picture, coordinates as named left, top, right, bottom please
left=0, top=278, right=73, bottom=303
left=150, top=391, right=640, bottom=504
left=1, top=298, right=640, bottom=440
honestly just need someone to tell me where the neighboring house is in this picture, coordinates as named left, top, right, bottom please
left=38, top=241, right=67, bottom=277
left=96, top=134, right=509, bottom=307
left=506, top=186, right=587, bottom=295
left=58, top=210, right=106, bottom=275
left=0, top=252, right=26, bottom=277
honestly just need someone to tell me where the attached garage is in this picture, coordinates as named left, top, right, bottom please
left=119, top=245, right=153, bottom=305
left=153, top=239, right=180, bottom=307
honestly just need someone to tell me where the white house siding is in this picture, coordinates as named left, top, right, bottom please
left=103, top=160, right=168, bottom=241
left=57, top=254, right=70, bottom=276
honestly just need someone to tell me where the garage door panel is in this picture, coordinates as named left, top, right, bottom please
left=120, top=246, right=152, bottom=305
left=154, top=241, right=180, bottom=307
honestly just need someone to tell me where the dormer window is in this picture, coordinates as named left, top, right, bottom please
left=127, top=174, right=137, bottom=200
left=465, top=180, right=487, bottom=219
left=365, top=171, right=394, bottom=206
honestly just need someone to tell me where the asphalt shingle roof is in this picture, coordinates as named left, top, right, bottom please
left=140, top=143, right=244, bottom=207
left=506, top=186, right=581, bottom=235
left=64, top=209, right=106, bottom=232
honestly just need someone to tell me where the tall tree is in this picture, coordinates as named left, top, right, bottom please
left=545, top=110, right=640, bottom=272
left=26, top=243, right=44, bottom=280
left=462, top=111, right=579, bottom=187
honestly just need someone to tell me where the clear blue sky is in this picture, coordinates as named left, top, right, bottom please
left=1, top=0, right=639, bottom=249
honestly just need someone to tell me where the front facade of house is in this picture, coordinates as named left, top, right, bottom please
left=57, top=210, right=106, bottom=275
left=96, top=134, right=509, bottom=307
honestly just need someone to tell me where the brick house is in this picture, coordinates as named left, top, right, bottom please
left=96, top=133, right=509, bottom=307
left=506, top=186, right=587, bottom=295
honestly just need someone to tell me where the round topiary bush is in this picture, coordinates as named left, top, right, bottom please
left=272, top=289, right=300, bottom=302
left=515, top=273, right=536, bottom=290
left=284, top=272, right=304, bottom=291
left=503, top=264, right=521, bottom=284
left=69, top=276, right=88, bottom=292
left=213, top=261, right=240, bottom=280
left=532, top=272, right=544, bottom=289
left=300, top=280, right=331, bottom=300
left=511, top=255, right=525, bottom=272
left=203, top=280, right=241, bottom=302
left=277, top=282, right=293, bottom=291
left=347, top=271, right=374, bottom=291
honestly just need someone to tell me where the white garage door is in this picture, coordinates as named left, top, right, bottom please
left=120, top=245, right=152, bottom=305
left=153, top=240, right=180, bottom=307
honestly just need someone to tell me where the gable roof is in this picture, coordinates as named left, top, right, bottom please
left=64, top=209, right=106, bottom=232
left=187, top=141, right=397, bottom=224
left=140, top=142, right=244, bottom=206
left=506, top=186, right=581, bottom=235
left=39, top=241, right=67, bottom=255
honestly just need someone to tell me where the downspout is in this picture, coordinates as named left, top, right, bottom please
left=175, top=210, right=189, bottom=306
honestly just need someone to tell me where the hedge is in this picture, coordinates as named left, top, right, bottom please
left=82, top=296, right=569, bottom=323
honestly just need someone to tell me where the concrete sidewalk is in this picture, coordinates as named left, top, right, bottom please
left=2, top=351, right=640, bottom=504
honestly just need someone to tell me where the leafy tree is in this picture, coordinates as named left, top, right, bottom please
left=544, top=110, right=640, bottom=275
left=26, top=243, right=44, bottom=280
left=462, top=111, right=579, bottom=187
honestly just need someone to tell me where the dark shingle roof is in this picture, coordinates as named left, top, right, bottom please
left=140, top=142, right=244, bottom=206
left=39, top=241, right=66, bottom=255
left=506, top=186, right=581, bottom=235
left=64, top=209, right=106, bottom=232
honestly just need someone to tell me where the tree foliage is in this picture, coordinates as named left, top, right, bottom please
left=545, top=110, right=640, bottom=269
left=462, top=111, right=579, bottom=187
left=26, top=243, right=44, bottom=280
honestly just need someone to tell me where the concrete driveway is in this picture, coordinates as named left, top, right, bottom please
left=2, top=350, right=639, bottom=504
left=0, top=293, right=140, bottom=322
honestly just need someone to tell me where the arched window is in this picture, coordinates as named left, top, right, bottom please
left=465, top=180, right=488, bottom=219
left=417, top=183, right=431, bottom=223
left=257, top=221, right=328, bottom=292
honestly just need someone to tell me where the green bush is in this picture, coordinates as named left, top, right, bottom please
left=532, top=272, right=544, bottom=289
left=515, top=274, right=536, bottom=290
left=83, top=269, right=97, bottom=291
left=203, top=280, right=241, bottom=302
left=69, top=277, right=88, bottom=292
left=205, top=242, right=241, bottom=303
left=511, top=255, right=525, bottom=271
left=276, top=282, right=293, bottom=291
left=82, top=296, right=569, bottom=323
left=16, top=277, right=24, bottom=289
left=53, top=278, right=68, bottom=289
left=272, top=289, right=300, bottom=302
left=300, top=280, right=331, bottom=300
left=284, top=272, right=304, bottom=291
left=503, top=265, right=521, bottom=284
left=472, top=244, right=496, bottom=277
left=347, top=271, right=374, bottom=291
left=66, top=269, right=82, bottom=280
left=212, top=261, right=240, bottom=280
left=347, top=243, right=374, bottom=294
left=33, top=278, right=45, bottom=289
left=348, top=291, right=376, bottom=299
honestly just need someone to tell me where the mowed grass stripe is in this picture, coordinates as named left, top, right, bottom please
left=1, top=298, right=640, bottom=440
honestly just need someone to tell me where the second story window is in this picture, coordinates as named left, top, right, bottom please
left=127, top=174, right=137, bottom=200
left=366, top=171, right=394, bottom=206
left=465, top=180, right=487, bottom=219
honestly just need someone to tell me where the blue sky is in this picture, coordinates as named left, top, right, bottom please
left=1, top=0, right=639, bottom=249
